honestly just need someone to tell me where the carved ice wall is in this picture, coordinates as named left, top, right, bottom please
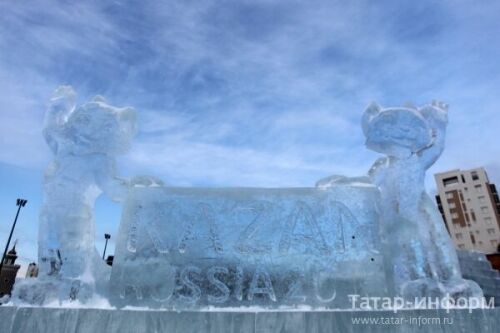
left=110, top=186, right=385, bottom=308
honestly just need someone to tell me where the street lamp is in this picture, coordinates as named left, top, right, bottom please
left=0, top=199, right=28, bottom=276
left=102, top=233, right=111, bottom=260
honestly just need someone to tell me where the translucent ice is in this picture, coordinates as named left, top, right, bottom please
left=110, top=186, right=385, bottom=309
left=36, top=86, right=137, bottom=297
left=13, top=91, right=483, bottom=309
left=362, top=102, right=482, bottom=300
left=1, top=307, right=499, bottom=333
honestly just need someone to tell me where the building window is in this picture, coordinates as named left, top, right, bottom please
left=455, top=233, right=463, bottom=240
left=485, top=217, right=492, bottom=225
left=487, top=228, right=495, bottom=235
left=481, top=207, right=489, bottom=214
left=449, top=202, right=456, bottom=209
left=461, top=174, right=466, bottom=183
left=458, top=244, right=466, bottom=249
left=471, top=171, right=479, bottom=181
left=475, top=185, right=482, bottom=193
left=451, top=212, right=459, bottom=219
left=491, top=240, right=498, bottom=247
left=443, top=177, right=459, bottom=186
left=478, top=196, right=486, bottom=203
left=446, top=191, right=454, bottom=199
left=471, top=210, right=476, bottom=221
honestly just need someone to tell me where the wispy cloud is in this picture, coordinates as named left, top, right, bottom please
left=1, top=0, right=499, bottom=182
left=1, top=0, right=500, bottom=260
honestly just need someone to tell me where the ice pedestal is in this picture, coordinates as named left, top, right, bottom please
left=109, top=185, right=386, bottom=309
left=1, top=307, right=499, bottom=333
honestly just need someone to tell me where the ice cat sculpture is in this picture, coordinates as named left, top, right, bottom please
left=15, top=86, right=154, bottom=303
left=39, top=86, right=137, bottom=280
left=364, top=102, right=482, bottom=299
left=320, top=102, right=482, bottom=300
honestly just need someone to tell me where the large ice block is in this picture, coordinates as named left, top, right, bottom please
left=110, top=185, right=386, bottom=309
left=1, top=307, right=500, bottom=333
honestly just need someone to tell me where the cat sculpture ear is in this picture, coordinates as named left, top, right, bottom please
left=43, top=86, right=77, bottom=154
left=361, top=102, right=381, bottom=137
left=420, top=101, right=449, bottom=128
left=47, top=86, right=76, bottom=125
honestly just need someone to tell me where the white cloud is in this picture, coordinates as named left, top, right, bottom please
left=1, top=1, right=500, bottom=264
left=0, top=0, right=498, bottom=185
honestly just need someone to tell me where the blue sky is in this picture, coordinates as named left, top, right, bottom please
left=1, top=0, right=499, bottom=270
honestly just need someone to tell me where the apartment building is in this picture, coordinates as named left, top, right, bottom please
left=435, top=167, right=500, bottom=254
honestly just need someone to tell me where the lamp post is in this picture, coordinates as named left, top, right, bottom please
left=102, top=233, right=111, bottom=260
left=0, top=199, right=27, bottom=276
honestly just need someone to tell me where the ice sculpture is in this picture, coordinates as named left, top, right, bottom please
left=41, top=86, right=138, bottom=277
left=110, top=186, right=385, bottom=308
left=13, top=91, right=482, bottom=309
left=361, top=102, right=482, bottom=299
left=16, top=86, right=141, bottom=303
